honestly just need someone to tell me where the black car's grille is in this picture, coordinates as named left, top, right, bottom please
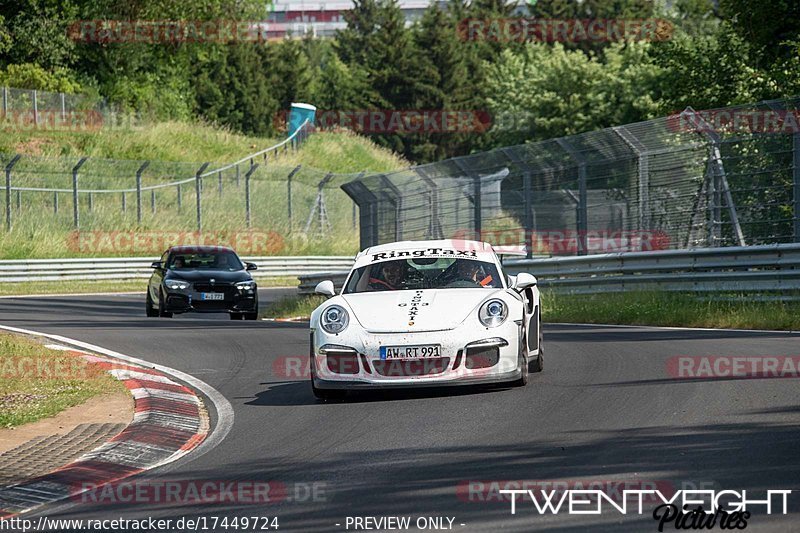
left=193, top=283, right=234, bottom=295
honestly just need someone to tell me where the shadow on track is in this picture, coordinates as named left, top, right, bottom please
left=243, top=381, right=511, bottom=406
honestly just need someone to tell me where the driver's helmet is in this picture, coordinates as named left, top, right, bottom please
left=457, top=261, right=485, bottom=281
left=380, top=261, right=404, bottom=286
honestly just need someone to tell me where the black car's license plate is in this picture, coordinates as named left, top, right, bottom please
left=200, top=292, right=225, bottom=301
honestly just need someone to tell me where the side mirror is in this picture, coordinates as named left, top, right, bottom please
left=150, top=261, right=163, bottom=269
left=513, top=272, right=537, bottom=290
left=314, top=280, right=336, bottom=297
left=245, top=262, right=258, bottom=271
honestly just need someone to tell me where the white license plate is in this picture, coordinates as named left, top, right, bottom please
left=380, top=344, right=441, bottom=360
left=200, top=292, right=225, bottom=301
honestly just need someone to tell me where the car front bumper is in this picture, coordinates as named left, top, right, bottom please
left=162, top=287, right=257, bottom=314
left=311, top=319, right=522, bottom=389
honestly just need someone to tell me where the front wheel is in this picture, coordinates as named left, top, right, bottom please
left=244, top=309, right=258, bottom=320
left=511, top=331, right=529, bottom=387
left=145, top=290, right=158, bottom=317
left=310, top=357, right=346, bottom=401
left=311, top=380, right=347, bottom=401
left=157, top=291, right=173, bottom=318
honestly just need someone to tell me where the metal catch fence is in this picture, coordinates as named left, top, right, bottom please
left=342, top=97, right=800, bottom=257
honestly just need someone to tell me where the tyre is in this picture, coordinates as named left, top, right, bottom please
left=145, top=291, right=158, bottom=317
left=157, top=291, right=173, bottom=318
left=530, top=327, right=543, bottom=373
left=311, top=379, right=347, bottom=401
left=244, top=308, right=259, bottom=320
left=530, top=350, right=543, bottom=373
left=309, top=351, right=346, bottom=401
left=511, top=329, right=529, bottom=387
left=230, top=313, right=243, bottom=320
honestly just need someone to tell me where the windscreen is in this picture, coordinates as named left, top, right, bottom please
left=167, top=251, right=243, bottom=271
left=344, top=257, right=502, bottom=293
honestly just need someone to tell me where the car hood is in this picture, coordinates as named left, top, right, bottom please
left=342, top=288, right=504, bottom=333
left=165, top=270, right=251, bottom=283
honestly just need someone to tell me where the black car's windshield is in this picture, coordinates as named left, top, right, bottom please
left=168, top=251, right=243, bottom=271
left=344, top=258, right=502, bottom=293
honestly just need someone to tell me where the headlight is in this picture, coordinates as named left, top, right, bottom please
left=165, top=280, right=188, bottom=290
left=320, top=305, right=349, bottom=334
left=235, top=280, right=257, bottom=291
left=479, top=299, right=507, bottom=327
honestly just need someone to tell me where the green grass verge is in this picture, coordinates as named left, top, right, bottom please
left=0, top=121, right=281, bottom=162
left=261, top=294, right=326, bottom=319
left=0, top=277, right=298, bottom=297
left=543, top=291, right=800, bottom=330
left=260, top=291, right=800, bottom=331
left=0, top=332, right=125, bottom=428
left=0, top=125, right=406, bottom=260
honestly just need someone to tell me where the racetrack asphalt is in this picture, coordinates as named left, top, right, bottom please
left=0, top=288, right=798, bottom=532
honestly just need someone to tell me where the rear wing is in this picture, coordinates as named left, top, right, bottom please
left=492, top=245, right=527, bottom=264
left=493, top=245, right=527, bottom=257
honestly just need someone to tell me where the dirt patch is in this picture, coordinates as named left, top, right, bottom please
left=12, top=137, right=53, bottom=156
left=0, top=390, right=132, bottom=455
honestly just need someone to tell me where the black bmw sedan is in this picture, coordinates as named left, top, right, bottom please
left=146, top=245, right=259, bottom=320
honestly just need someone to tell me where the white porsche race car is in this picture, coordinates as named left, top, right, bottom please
left=309, top=239, right=542, bottom=399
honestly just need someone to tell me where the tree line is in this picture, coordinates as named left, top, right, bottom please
left=0, top=0, right=798, bottom=163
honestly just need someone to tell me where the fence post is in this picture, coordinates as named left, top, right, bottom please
left=245, top=164, right=258, bottom=228
left=32, top=90, right=39, bottom=127
left=88, top=192, right=93, bottom=212
left=235, top=164, right=240, bottom=187
left=151, top=190, right=156, bottom=214
left=4, top=154, right=21, bottom=231
left=218, top=170, right=223, bottom=196
left=60, top=93, right=66, bottom=120
left=500, top=148, right=534, bottom=257
left=286, top=165, right=302, bottom=233
left=135, top=161, right=149, bottom=225
left=54, top=191, right=58, bottom=214
left=177, top=183, right=182, bottom=210
left=613, top=126, right=651, bottom=242
left=195, top=163, right=210, bottom=232
left=122, top=192, right=126, bottom=212
left=794, top=132, right=800, bottom=242
left=556, top=138, right=588, bottom=255
left=72, top=157, right=88, bottom=229
left=1, top=87, right=7, bottom=117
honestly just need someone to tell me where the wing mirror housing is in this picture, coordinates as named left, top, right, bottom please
left=245, top=262, right=258, bottom=271
left=513, top=273, right=537, bottom=290
left=315, top=280, right=336, bottom=297
left=150, top=261, right=164, bottom=269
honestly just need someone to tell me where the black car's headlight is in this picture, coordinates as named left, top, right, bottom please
left=479, top=299, right=507, bottom=327
left=235, top=280, right=257, bottom=291
left=320, top=305, right=349, bottom=334
left=165, top=280, right=189, bottom=290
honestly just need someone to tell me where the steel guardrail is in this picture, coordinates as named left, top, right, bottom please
left=295, top=243, right=800, bottom=295
left=0, top=255, right=353, bottom=283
